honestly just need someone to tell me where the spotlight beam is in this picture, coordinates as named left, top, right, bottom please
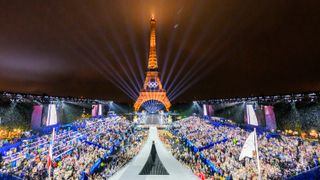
left=165, top=10, right=221, bottom=93
left=59, top=5, right=138, bottom=99
left=166, top=1, right=252, bottom=100
left=99, top=10, right=143, bottom=94
left=70, top=25, right=138, bottom=99
left=166, top=31, right=206, bottom=93
left=170, top=49, right=229, bottom=101
left=79, top=34, right=139, bottom=99
left=90, top=19, right=139, bottom=94
left=160, top=14, right=181, bottom=84
left=79, top=4, right=140, bottom=97
left=124, top=19, right=145, bottom=86
left=168, top=42, right=220, bottom=99
left=163, top=9, right=201, bottom=88
left=161, top=31, right=176, bottom=84
left=78, top=51, right=135, bottom=100
left=74, top=41, right=137, bottom=100
left=101, top=14, right=142, bottom=94
left=167, top=42, right=214, bottom=98
left=168, top=8, right=248, bottom=100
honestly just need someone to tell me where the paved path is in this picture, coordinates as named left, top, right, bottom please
left=110, top=126, right=198, bottom=180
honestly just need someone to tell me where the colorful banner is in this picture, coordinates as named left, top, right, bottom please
left=31, top=105, right=43, bottom=130
left=264, top=106, right=277, bottom=130
left=207, top=105, right=214, bottom=116
left=91, top=105, right=98, bottom=117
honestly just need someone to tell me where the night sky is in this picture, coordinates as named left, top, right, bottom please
left=0, top=0, right=319, bottom=103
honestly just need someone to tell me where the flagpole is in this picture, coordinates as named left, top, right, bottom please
left=49, top=163, right=51, bottom=179
left=254, top=128, right=262, bottom=180
left=52, top=128, right=55, bottom=179
left=48, top=128, right=55, bottom=180
left=48, top=131, right=51, bottom=180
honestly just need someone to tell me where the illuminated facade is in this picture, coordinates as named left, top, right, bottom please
left=134, top=18, right=171, bottom=112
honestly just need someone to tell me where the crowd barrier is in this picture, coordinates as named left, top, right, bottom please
left=239, top=124, right=269, bottom=134
left=266, top=133, right=281, bottom=139
left=82, top=140, right=108, bottom=150
left=199, top=152, right=221, bottom=175
left=179, top=135, right=222, bottom=175
left=198, top=138, right=228, bottom=151
left=87, top=142, right=119, bottom=175
left=0, top=122, right=84, bottom=156
left=208, top=121, right=237, bottom=129
left=0, top=173, right=22, bottom=180
left=209, top=120, right=282, bottom=139
left=54, top=148, right=74, bottom=161
left=0, top=141, right=22, bottom=156
left=90, top=158, right=102, bottom=175
left=287, top=166, right=320, bottom=180
left=71, top=123, right=86, bottom=131
left=38, top=124, right=61, bottom=135
left=83, top=137, right=121, bottom=175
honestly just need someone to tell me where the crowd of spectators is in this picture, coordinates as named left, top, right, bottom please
left=77, top=117, right=134, bottom=151
left=1, top=114, right=320, bottom=180
left=54, top=142, right=105, bottom=179
left=1, top=128, right=81, bottom=179
left=173, top=117, right=234, bottom=148
left=202, top=130, right=320, bottom=179
left=96, top=130, right=147, bottom=179
left=0, top=116, right=147, bottom=179
left=159, top=130, right=226, bottom=179
left=170, top=116, right=320, bottom=180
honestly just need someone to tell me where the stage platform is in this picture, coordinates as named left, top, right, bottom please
left=142, top=114, right=165, bottom=125
left=110, top=126, right=197, bottom=180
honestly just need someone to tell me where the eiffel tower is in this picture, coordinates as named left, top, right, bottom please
left=134, top=17, right=171, bottom=112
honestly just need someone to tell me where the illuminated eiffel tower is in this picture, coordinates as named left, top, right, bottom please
left=134, top=17, right=171, bottom=112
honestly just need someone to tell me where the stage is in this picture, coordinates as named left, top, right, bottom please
left=140, top=114, right=166, bottom=125
left=110, top=126, right=197, bottom=180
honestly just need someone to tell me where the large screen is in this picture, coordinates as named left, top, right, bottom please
left=41, top=104, right=60, bottom=126
left=246, top=104, right=258, bottom=126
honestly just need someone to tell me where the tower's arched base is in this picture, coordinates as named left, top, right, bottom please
left=134, top=92, right=171, bottom=112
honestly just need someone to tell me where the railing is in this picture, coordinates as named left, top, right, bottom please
left=287, top=166, right=320, bottom=180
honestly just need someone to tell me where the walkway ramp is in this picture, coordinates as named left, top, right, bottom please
left=110, top=126, right=197, bottom=180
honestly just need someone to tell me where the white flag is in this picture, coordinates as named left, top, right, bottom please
left=239, top=131, right=256, bottom=161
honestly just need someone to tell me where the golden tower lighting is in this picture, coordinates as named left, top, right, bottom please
left=134, top=18, right=171, bottom=112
